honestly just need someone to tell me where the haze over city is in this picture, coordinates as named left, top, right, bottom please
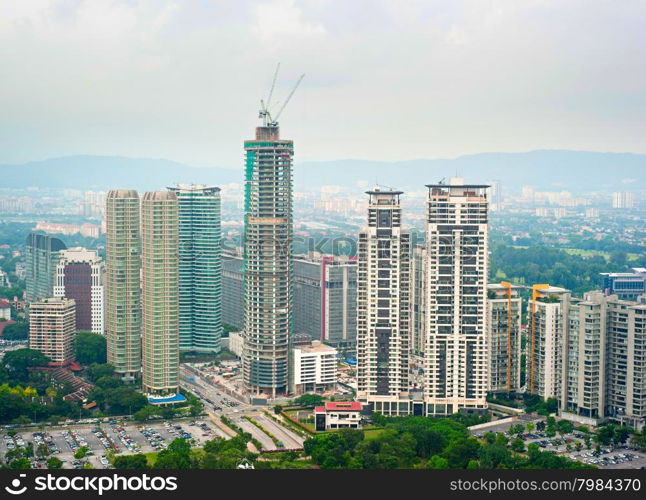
left=1, top=0, right=645, bottom=168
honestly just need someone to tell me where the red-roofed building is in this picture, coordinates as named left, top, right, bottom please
left=314, top=401, right=362, bottom=431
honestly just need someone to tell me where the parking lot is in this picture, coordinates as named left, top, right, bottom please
left=1, top=417, right=224, bottom=469
left=566, top=449, right=646, bottom=469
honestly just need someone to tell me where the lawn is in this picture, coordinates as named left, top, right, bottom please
left=283, top=409, right=315, bottom=432
left=513, top=246, right=640, bottom=262
left=363, top=428, right=385, bottom=440
left=143, top=451, right=158, bottom=467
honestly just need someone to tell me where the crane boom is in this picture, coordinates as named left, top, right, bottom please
left=272, top=73, right=305, bottom=124
left=266, top=63, right=280, bottom=111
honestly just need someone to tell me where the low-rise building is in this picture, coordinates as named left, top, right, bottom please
left=314, top=401, right=362, bottom=431
left=292, top=340, right=337, bottom=395
left=228, top=331, right=244, bottom=358
left=601, top=268, right=646, bottom=301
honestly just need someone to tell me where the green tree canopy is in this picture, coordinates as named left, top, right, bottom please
left=85, top=363, right=115, bottom=382
left=294, top=394, right=325, bottom=407
left=46, top=457, right=63, bottom=469
left=1, top=321, right=28, bottom=340
left=2, top=348, right=50, bottom=381
left=113, top=454, right=149, bottom=469
left=74, top=332, right=107, bottom=365
left=155, top=438, right=196, bottom=469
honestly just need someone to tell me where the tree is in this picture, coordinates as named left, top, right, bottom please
left=597, top=425, right=615, bottom=446
left=478, top=443, right=510, bottom=469
left=9, top=458, right=31, bottom=469
left=134, top=405, right=159, bottom=422
left=2, top=349, right=50, bottom=381
left=74, top=446, right=89, bottom=459
left=557, top=420, right=574, bottom=436
left=511, top=438, right=525, bottom=453
left=113, top=454, right=149, bottom=469
left=614, top=427, right=631, bottom=445
left=442, top=437, right=481, bottom=469
left=536, top=421, right=546, bottom=432
left=427, top=455, right=449, bottom=469
left=294, top=394, right=325, bottom=407
left=188, top=398, right=204, bottom=418
left=95, top=376, right=122, bottom=390
left=1, top=321, right=28, bottom=340
left=101, top=387, right=148, bottom=415
left=155, top=439, right=195, bottom=469
left=46, top=457, right=63, bottom=469
left=85, top=363, right=115, bottom=382
left=74, top=332, right=107, bottom=365
left=526, top=422, right=535, bottom=433
left=36, top=443, right=50, bottom=458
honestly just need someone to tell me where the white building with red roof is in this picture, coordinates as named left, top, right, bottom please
left=314, top=401, right=362, bottom=431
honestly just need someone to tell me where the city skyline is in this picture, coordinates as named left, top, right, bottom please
left=0, top=0, right=644, bottom=476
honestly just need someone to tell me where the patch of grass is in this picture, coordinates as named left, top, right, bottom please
left=143, top=451, right=158, bottom=467
left=363, top=428, right=385, bottom=440
left=562, top=248, right=611, bottom=260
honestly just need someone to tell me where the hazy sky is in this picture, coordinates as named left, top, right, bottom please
left=1, top=0, right=645, bottom=168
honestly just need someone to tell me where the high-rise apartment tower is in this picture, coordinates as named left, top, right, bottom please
left=168, top=184, right=222, bottom=353
left=105, top=189, right=141, bottom=382
left=356, top=189, right=411, bottom=415
left=141, top=191, right=179, bottom=397
left=29, top=297, right=76, bottom=364
left=54, top=247, right=104, bottom=334
left=25, top=233, right=67, bottom=303
left=424, top=178, right=489, bottom=415
left=487, top=282, right=522, bottom=394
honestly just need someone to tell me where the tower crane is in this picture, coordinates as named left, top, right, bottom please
left=258, top=63, right=305, bottom=128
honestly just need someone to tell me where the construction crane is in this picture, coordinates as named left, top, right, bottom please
left=259, top=63, right=305, bottom=128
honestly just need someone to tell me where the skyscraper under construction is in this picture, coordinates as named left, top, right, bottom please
left=241, top=67, right=303, bottom=398
left=241, top=122, right=294, bottom=397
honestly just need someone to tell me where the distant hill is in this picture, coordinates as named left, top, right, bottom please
left=1, top=150, right=644, bottom=193
left=0, top=156, right=240, bottom=191
left=297, top=150, right=646, bottom=193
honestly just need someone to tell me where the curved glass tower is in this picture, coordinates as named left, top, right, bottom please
left=168, top=184, right=223, bottom=353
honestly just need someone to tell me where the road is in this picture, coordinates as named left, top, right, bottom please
left=254, top=414, right=304, bottom=449
left=235, top=418, right=277, bottom=451
left=180, top=365, right=305, bottom=451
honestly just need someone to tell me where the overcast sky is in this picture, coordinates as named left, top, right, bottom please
left=1, top=0, right=645, bottom=168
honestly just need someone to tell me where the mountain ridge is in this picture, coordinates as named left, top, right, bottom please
left=1, top=150, right=644, bottom=193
